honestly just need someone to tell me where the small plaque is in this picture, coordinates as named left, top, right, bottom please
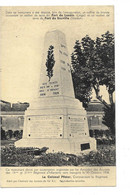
left=81, top=143, right=90, bottom=151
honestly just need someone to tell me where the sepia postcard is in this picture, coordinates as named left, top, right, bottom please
left=0, top=6, right=115, bottom=187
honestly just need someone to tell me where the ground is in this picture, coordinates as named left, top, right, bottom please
left=1, top=140, right=116, bottom=166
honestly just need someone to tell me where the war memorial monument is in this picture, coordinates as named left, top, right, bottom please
left=15, top=30, right=96, bottom=153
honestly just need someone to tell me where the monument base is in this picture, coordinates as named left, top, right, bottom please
left=15, top=137, right=96, bottom=154
left=15, top=96, right=97, bottom=154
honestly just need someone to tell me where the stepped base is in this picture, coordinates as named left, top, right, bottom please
left=15, top=137, right=96, bottom=154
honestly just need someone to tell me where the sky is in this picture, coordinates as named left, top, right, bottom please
left=0, top=6, right=114, bottom=103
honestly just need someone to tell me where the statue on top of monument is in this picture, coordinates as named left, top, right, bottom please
left=45, top=45, right=55, bottom=81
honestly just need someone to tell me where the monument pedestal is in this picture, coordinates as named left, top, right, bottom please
left=15, top=96, right=96, bottom=153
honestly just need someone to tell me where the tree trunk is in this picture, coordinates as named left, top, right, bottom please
left=109, top=93, right=114, bottom=105
left=93, top=84, right=110, bottom=108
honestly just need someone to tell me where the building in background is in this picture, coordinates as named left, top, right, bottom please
left=0, top=99, right=107, bottom=131
left=87, top=100, right=107, bottom=130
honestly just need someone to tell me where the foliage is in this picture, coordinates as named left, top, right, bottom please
left=71, top=31, right=115, bottom=107
left=87, top=145, right=116, bottom=166
left=89, top=129, right=115, bottom=143
left=5, top=130, right=13, bottom=139
left=13, top=130, right=23, bottom=140
left=45, top=45, right=55, bottom=81
left=71, top=40, right=92, bottom=107
left=1, top=147, right=48, bottom=166
left=1, top=128, right=6, bottom=140
left=1, top=129, right=23, bottom=140
left=1, top=145, right=115, bottom=166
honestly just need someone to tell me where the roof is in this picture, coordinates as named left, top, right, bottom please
left=86, top=100, right=104, bottom=112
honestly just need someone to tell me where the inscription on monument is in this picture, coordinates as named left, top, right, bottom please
left=69, top=116, right=86, bottom=137
left=27, top=115, right=63, bottom=138
left=39, top=81, right=60, bottom=97
left=59, top=44, right=71, bottom=73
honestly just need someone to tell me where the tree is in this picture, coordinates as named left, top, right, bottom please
left=102, top=103, right=115, bottom=136
left=71, top=32, right=115, bottom=134
left=13, top=130, right=19, bottom=139
left=13, top=130, right=23, bottom=140
left=71, top=40, right=92, bottom=107
left=45, top=45, right=55, bottom=81
left=5, top=130, right=13, bottom=140
left=94, top=32, right=115, bottom=105
left=71, top=32, right=115, bottom=107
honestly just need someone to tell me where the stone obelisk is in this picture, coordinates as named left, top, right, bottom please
left=15, top=30, right=96, bottom=153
